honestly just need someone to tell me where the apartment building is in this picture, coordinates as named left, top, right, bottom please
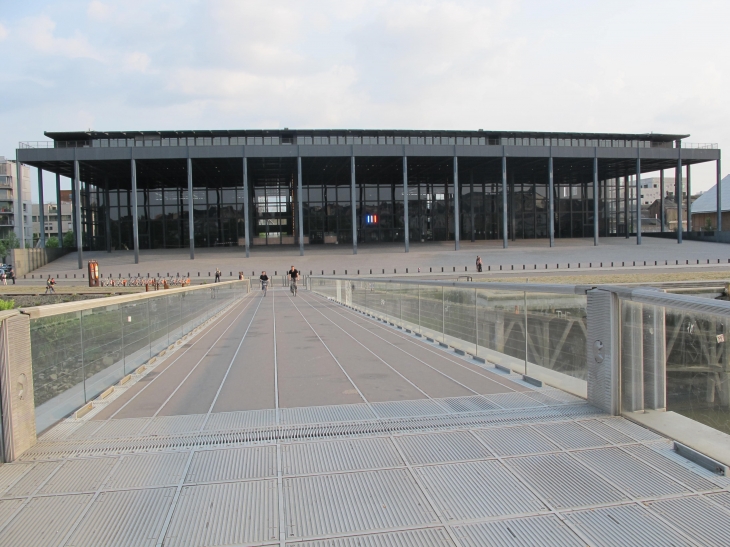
left=0, top=157, right=32, bottom=242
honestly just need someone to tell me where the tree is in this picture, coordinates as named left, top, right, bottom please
left=63, top=230, right=75, bottom=248
left=5, top=232, right=19, bottom=250
left=45, top=236, right=59, bottom=249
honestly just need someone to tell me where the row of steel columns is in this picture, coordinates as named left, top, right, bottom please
left=24, top=150, right=723, bottom=269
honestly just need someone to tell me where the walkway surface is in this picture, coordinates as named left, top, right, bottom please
left=1, top=288, right=730, bottom=546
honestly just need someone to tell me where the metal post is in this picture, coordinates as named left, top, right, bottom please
left=242, top=156, right=250, bottom=258
left=453, top=156, right=460, bottom=250
left=660, top=170, right=665, bottom=232
left=403, top=155, right=409, bottom=252
left=442, top=285, right=445, bottom=342
left=524, top=291, right=528, bottom=375
left=676, top=142, right=683, bottom=243
left=56, top=173, right=63, bottom=247
left=14, top=160, right=24, bottom=245
left=549, top=154, right=555, bottom=247
left=502, top=151, right=508, bottom=248
left=73, top=160, right=83, bottom=268
left=717, top=157, right=723, bottom=232
left=593, top=151, right=599, bottom=245
left=351, top=154, right=357, bottom=254
left=474, top=287, right=478, bottom=356
left=37, top=168, right=45, bottom=248
left=418, top=284, right=421, bottom=334
left=470, top=170, right=475, bottom=242
left=131, top=159, right=140, bottom=264
left=297, top=156, right=304, bottom=256
left=636, top=157, right=641, bottom=245
left=187, top=157, right=195, bottom=259
left=686, top=164, right=692, bottom=231
left=104, top=178, right=111, bottom=253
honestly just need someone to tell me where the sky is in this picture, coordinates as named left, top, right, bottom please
left=0, top=0, right=727, bottom=201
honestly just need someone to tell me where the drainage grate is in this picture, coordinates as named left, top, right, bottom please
left=370, top=399, right=450, bottom=418
left=284, top=527, right=456, bottom=546
left=280, top=403, right=376, bottom=425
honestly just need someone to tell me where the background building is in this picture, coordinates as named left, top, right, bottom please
left=689, top=175, right=730, bottom=231
left=31, top=201, right=73, bottom=243
left=0, top=157, right=32, bottom=242
left=15, top=129, right=722, bottom=259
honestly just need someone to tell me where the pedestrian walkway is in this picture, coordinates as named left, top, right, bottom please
left=1, top=288, right=729, bottom=546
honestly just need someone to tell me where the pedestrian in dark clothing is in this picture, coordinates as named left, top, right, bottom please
left=476, top=256, right=483, bottom=272
left=214, top=268, right=221, bottom=282
left=287, top=265, right=299, bottom=296
left=7, top=266, right=14, bottom=284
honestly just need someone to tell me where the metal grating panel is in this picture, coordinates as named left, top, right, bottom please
left=708, top=491, right=730, bottom=510
left=484, top=393, right=546, bottom=409
left=519, top=391, right=571, bottom=406
left=595, top=418, right=663, bottom=442
left=286, top=527, right=456, bottom=546
left=280, top=404, right=376, bottom=425
left=394, top=431, right=492, bottom=465
left=282, top=437, right=402, bottom=476
left=648, top=496, right=730, bottom=547
left=648, top=441, right=730, bottom=489
left=622, top=444, right=719, bottom=492
left=86, top=417, right=151, bottom=440
left=65, top=487, right=175, bottom=547
left=567, top=503, right=695, bottom=547
left=455, top=514, right=584, bottom=547
left=538, top=388, right=586, bottom=405
left=0, top=463, right=34, bottom=495
left=0, top=498, right=24, bottom=530
left=164, top=480, right=279, bottom=546
left=141, top=414, right=207, bottom=436
left=586, top=289, right=618, bottom=414
left=0, top=493, right=92, bottom=545
left=39, top=421, right=85, bottom=442
left=417, top=460, right=545, bottom=521
left=284, top=468, right=439, bottom=539
left=1, top=461, right=60, bottom=498
left=576, top=420, right=635, bottom=444
left=571, top=448, right=690, bottom=498
left=185, top=446, right=277, bottom=483
left=438, top=395, right=501, bottom=413
left=370, top=399, right=449, bottom=419
left=532, top=422, right=610, bottom=449
left=203, top=409, right=277, bottom=432
left=474, top=426, right=560, bottom=457
left=39, top=457, right=117, bottom=495
left=509, top=453, right=628, bottom=509
left=105, top=452, right=190, bottom=489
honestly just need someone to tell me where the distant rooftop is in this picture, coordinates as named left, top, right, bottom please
left=689, top=175, right=730, bottom=213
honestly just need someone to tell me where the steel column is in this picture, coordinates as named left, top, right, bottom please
left=403, top=155, right=409, bottom=252
left=242, top=156, right=250, bottom=258
left=676, top=142, right=683, bottom=243
left=636, top=157, right=641, bottom=245
left=351, top=154, right=357, bottom=254
left=187, top=157, right=194, bottom=259
left=37, top=168, right=45, bottom=248
left=453, top=156, right=459, bottom=250
left=686, top=164, right=692, bottom=231
left=549, top=154, right=555, bottom=247
left=73, top=160, right=83, bottom=268
left=660, top=170, right=665, bottom=232
left=593, top=152, right=598, bottom=245
left=104, top=178, right=111, bottom=253
left=624, top=176, right=629, bottom=238
left=297, top=156, right=304, bottom=256
left=131, top=159, right=139, bottom=264
left=717, top=157, right=722, bottom=232
left=470, top=170, right=475, bottom=242
left=502, top=152, right=508, bottom=248
left=56, top=173, right=63, bottom=247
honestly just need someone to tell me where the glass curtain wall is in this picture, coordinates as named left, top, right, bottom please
left=406, top=158, right=453, bottom=242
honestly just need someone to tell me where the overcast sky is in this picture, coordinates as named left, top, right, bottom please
left=1, top=0, right=727, bottom=201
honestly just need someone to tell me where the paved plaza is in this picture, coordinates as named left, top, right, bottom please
left=17, top=237, right=730, bottom=285
left=0, top=288, right=728, bottom=546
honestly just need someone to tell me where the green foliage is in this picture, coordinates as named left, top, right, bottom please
left=705, top=217, right=714, bottom=231
left=0, top=299, right=15, bottom=311
left=63, top=230, right=75, bottom=248
left=5, top=231, right=20, bottom=250
left=45, top=236, right=60, bottom=249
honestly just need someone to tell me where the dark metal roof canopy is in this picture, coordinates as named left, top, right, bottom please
left=44, top=128, right=689, bottom=143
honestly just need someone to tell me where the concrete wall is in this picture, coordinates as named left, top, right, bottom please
left=8, top=248, right=69, bottom=277
left=0, top=311, right=36, bottom=462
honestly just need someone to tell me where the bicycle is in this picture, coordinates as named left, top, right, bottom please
left=261, top=279, right=268, bottom=296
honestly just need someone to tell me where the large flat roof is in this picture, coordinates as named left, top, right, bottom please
left=44, top=128, right=690, bottom=143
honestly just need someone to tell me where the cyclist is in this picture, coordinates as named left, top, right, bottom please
left=259, top=271, right=269, bottom=296
left=287, top=265, right=299, bottom=296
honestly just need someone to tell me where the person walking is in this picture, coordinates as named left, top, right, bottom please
left=214, top=268, right=221, bottom=283
left=287, top=265, right=299, bottom=296
left=7, top=265, right=14, bottom=285
left=1, top=271, right=6, bottom=286
left=45, top=277, right=56, bottom=295
left=476, top=256, right=483, bottom=273
left=259, top=271, right=269, bottom=296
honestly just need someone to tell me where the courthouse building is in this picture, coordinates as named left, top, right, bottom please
left=15, top=129, right=722, bottom=261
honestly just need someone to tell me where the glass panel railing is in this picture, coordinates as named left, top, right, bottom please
left=29, top=280, right=250, bottom=432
